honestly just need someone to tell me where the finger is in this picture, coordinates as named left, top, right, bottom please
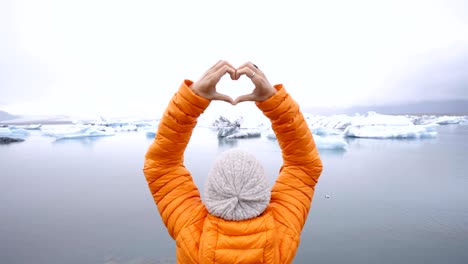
left=237, top=61, right=259, bottom=73
left=212, top=64, right=236, bottom=82
left=209, top=60, right=224, bottom=70
left=211, top=60, right=235, bottom=74
left=212, top=92, right=234, bottom=104
left=233, top=93, right=256, bottom=105
left=236, top=67, right=257, bottom=79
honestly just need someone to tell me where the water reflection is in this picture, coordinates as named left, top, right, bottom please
left=2, top=126, right=468, bottom=264
left=344, top=136, right=438, bottom=149
left=217, top=138, right=238, bottom=149
left=318, top=148, right=347, bottom=157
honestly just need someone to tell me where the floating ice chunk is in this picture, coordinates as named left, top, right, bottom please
left=225, top=129, right=261, bottom=139
left=42, top=125, right=89, bottom=137
left=10, top=124, right=42, bottom=130
left=42, top=125, right=114, bottom=139
left=0, top=137, right=24, bottom=143
left=340, top=112, right=438, bottom=139
left=57, top=128, right=114, bottom=139
left=352, top=111, right=414, bottom=126
left=0, top=127, right=30, bottom=140
left=411, top=115, right=467, bottom=125
left=237, top=114, right=270, bottom=129
left=113, top=124, right=138, bottom=132
left=146, top=131, right=156, bottom=138
left=312, top=126, right=343, bottom=136
left=307, top=114, right=357, bottom=129
left=138, top=122, right=158, bottom=138
left=427, top=115, right=467, bottom=125
left=212, top=116, right=241, bottom=129
left=212, top=116, right=242, bottom=138
left=218, top=126, right=240, bottom=138
left=344, top=125, right=437, bottom=139
left=132, top=120, right=158, bottom=127
left=142, top=126, right=157, bottom=138
left=314, top=135, right=348, bottom=150
left=265, top=130, right=347, bottom=150
left=265, top=130, right=277, bottom=140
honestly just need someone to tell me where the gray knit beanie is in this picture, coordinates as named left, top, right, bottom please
left=204, top=148, right=271, bottom=221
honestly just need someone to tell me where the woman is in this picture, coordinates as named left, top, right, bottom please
left=143, top=60, right=323, bottom=263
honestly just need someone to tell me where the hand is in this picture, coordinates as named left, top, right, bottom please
left=233, top=62, right=277, bottom=105
left=190, top=60, right=236, bottom=104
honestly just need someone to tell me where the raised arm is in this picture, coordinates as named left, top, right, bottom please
left=235, top=62, right=323, bottom=234
left=143, top=61, right=236, bottom=239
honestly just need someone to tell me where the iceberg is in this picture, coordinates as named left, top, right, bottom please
left=0, top=137, right=24, bottom=143
left=143, top=127, right=157, bottom=138
left=314, top=135, right=348, bottom=150
left=340, top=112, right=438, bottom=139
left=217, top=126, right=240, bottom=138
left=344, top=124, right=437, bottom=139
left=351, top=111, right=414, bottom=126
left=312, top=126, right=343, bottom=136
left=211, top=116, right=242, bottom=138
left=225, top=129, right=262, bottom=139
left=10, top=124, right=42, bottom=130
left=265, top=130, right=277, bottom=140
left=138, top=122, right=159, bottom=139
left=113, top=124, right=138, bottom=132
left=212, top=116, right=241, bottom=129
left=425, top=115, right=466, bottom=125
left=41, top=125, right=114, bottom=139
left=306, top=114, right=357, bottom=129
left=265, top=129, right=347, bottom=150
left=0, top=127, right=30, bottom=143
left=410, top=115, right=467, bottom=125
left=132, top=120, right=159, bottom=127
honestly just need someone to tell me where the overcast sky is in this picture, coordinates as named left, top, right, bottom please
left=1, top=0, right=467, bottom=118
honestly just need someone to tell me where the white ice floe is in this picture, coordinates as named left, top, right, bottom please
left=311, top=126, right=343, bottom=136
left=351, top=112, right=414, bottom=126
left=41, top=125, right=114, bottom=139
left=225, top=129, right=262, bottom=139
left=265, top=129, right=347, bottom=150
left=344, top=124, right=437, bottom=139
left=265, top=130, right=277, bottom=140
left=337, top=112, right=437, bottom=139
left=314, top=135, right=348, bottom=150
left=0, top=127, right=30, bottom=139
left=409, top=115, right=467, bottom=125
left=306, top=114, right=357, bottom=129
left=217, top=126, right=240, bottom=138
left=138, top=122, right=158, bottom=138
left=142, top=128, right=157, bottom=138
left=10, top=124, right=42, bottom=130
left=113, top=124, right=138, bottom=132
left=10, top=110, right=466, bottom=142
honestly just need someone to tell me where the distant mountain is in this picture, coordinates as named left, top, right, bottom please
left=304, top=100, right=468, bottom=116
left=0, top=110, right=17, bottom=121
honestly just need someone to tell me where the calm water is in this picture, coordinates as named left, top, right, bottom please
left=1, top=124, right=468, bottom=264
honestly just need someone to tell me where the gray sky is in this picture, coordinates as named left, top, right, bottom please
left=1, top=0, right=468, bottom=118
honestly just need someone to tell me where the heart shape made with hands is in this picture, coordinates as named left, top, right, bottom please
left=190, top=61, right=277, bottom=106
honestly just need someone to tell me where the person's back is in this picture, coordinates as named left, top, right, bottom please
left=143, top=61, right=323, bottom=263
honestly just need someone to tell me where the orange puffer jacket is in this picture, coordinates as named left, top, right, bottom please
left=143, top=80, right=323, bottom=264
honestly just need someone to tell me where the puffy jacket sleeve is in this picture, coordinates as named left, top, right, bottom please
left=143, top=80, right=209, bottom=240
left=256, top=84, right=323, bottom=233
